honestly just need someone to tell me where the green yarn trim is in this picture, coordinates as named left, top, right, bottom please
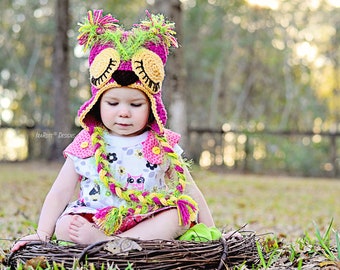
left=78, top=11, right=177, bottom=61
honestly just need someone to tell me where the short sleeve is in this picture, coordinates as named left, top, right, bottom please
left=173, top=144, right=184, bottom=156
left=63, top=129, right=95, bottom=159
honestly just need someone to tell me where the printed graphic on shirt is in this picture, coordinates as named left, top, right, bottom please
left=107, top=152, right=118, bottom=163
left=125, top=174, right=145, bottom=190
left=89, top=183, right=100, bottom=201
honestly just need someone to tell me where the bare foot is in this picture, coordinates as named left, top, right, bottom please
left=68, top=215, right=110, bottom=244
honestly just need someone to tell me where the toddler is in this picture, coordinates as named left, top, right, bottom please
left=12, top=9, right=216, bottom=251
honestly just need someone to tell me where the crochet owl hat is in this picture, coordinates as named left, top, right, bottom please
left=77, top=9, right=178, bottom=135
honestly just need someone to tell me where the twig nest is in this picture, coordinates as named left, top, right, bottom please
left=7, top=231, right=259, bottom=269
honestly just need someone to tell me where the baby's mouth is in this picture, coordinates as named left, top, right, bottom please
left=116, top=123, right=131, bottom=127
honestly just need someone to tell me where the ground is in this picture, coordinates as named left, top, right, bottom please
left=0, top=161, right=339, bottom=269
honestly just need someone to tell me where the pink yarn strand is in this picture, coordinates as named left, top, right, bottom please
left=176, top=199, right=196, bottom=226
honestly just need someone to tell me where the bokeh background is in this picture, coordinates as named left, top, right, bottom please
left=0, top=0, right=339, bottom=177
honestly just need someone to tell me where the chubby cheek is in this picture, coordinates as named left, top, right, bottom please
left=139, top=108, right=150, bottom=127
left=100, top=105, right=116, bottom=124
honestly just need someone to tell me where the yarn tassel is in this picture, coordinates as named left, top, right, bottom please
left=176, top=196, right=198, bottom=226
left=93, top=206, right=123, bottom=235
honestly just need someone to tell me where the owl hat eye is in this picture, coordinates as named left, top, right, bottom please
left=90, top=48, right=120, bottom=88
left=77, top=10, right=177, bottom=135
left=132, top=48, right=165, bottom=94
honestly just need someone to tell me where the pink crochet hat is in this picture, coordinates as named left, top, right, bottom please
left=77, top=10, right=178, bottom=135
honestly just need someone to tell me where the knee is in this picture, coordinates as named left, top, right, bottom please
left=167, top=208, right=191, bottom=238
left=176, top=222, right=191, bottom=238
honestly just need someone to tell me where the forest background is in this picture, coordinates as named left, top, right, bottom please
left=0, top=0, right=339, bottom=177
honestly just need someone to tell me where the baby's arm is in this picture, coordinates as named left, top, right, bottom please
left=183, top=167, right=215, bottom=227
left=185, top=168, right=244, bottom=240
left=11, top=157, right=79, bottom=252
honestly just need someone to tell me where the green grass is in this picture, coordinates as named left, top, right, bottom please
left=191, top=168, right=340, bottom=241
left=0, top=162, right=339, bottom=269
left=0, top=162, right=62, bottom=252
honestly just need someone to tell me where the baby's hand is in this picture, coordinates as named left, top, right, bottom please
left=11, top=232, right=50, bottom=252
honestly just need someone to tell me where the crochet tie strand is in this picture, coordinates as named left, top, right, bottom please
left=90, top=127, right=198, bottom=235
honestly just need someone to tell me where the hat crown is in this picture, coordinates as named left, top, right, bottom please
left=78, top=10, right=178, bottom=64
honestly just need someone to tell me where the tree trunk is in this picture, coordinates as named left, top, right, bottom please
left=49, top=0, right=71, bottom=161
left=151, top=0, right=189, bottom=155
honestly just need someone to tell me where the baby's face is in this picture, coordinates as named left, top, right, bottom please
left=100, top=87, right=150, bottom=136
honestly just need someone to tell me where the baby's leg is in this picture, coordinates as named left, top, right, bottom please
left=68, top=215, right=109, bottom=244
left=55, top=214, right=74, bottom=242
left=55, top=209, right=189, bottom=244
left=118, top=208, right=190, bottom=240
left=55, top=214, right=109, bottom=244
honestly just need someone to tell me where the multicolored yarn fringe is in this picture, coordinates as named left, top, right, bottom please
left=78, top=10, right=178, bottom=59
left=90, top=127, right=198, bottom=235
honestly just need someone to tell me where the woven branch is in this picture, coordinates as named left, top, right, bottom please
left=7, top=231, right=259, bottom=269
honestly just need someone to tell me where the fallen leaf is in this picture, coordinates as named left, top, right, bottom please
left=104, top=238, right=142, bottom=256
left=319, top=260, right=340, bottom=269
left=24, top=256, right=47, bottom=269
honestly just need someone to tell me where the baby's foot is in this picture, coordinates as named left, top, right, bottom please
left=68, top=215, right=109, bottom=245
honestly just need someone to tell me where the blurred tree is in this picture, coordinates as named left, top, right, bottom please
left=183, top=0, right=339, bottom=132
left=0, top=0, right=55, bottom=127
left=49, top=0, right=71, bottom=160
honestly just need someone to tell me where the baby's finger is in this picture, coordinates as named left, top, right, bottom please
left=11, top=240, right=27, bottom=252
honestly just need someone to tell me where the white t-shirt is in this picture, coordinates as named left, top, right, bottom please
left=63, top=131, right=182, bottom=215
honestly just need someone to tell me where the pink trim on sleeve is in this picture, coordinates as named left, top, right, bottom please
left=142, top=129, right=181, bottom=165
left=63, top=129, right=95, bottom=159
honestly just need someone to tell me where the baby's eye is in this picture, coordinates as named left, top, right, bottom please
left=108, top=102, right=118, bottom=106
left=131, top=103, right=143, bottom=107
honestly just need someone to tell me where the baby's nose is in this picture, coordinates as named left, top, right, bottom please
left=118, top=105, right=131, bottom=117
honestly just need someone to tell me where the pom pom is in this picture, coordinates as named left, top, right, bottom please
left=137, top=10, right=178, bottom=48
left=78, top=10, right=119, bottom=51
